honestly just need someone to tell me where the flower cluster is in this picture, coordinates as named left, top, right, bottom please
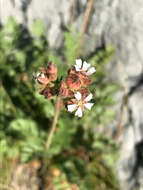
left=35, top=59, right=96, bottom=117
left=35, top=62, right=57, bottom=99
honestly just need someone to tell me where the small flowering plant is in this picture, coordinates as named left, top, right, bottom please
left=35, top=59, right=96, bottom=118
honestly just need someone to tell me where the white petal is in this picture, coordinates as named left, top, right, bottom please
left=82, top=61, right=90, bottom=71
left=35, top=72, right=40, bottom=79
left=36, top=72, right=40, bottom=76
left=40, top=73, right=45, bottom=78
left=86, top=67, right=96, bottom=76
left=37, top=78, right=44, bottom=83
left=75, top=65, right=81, bottom=71
left=84, top=103, right=94, bottom=110
left=75, top=107, right=83, bottom=117
left=74, top=92, right=82, bottom=100
left=85, top=93, right=93, bottom=102
left=67, top=104, right=77, bottom=112
left=75, top=59, right=82, bottom=69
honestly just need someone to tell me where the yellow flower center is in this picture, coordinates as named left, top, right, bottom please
left=78, top=100, right=83, bottom=107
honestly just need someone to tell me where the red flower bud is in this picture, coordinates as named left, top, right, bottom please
left=39, top=87, right=54, bottom=99
left=67, top=67, right=91, bottom=88
left=36, top=71, right=50, bottom=87
left=59, top=81, right=74, bottom=97
left=79, top=88, right=90, bottom=99
left=47, top=62, right=57, bottom=81
left=39, top=67, right=47, bottom=75
left=79, top=73, right=91, bottom=87
left=66, top=74, right=81, bottom=90
left=59, top=81, right=69, bottom=97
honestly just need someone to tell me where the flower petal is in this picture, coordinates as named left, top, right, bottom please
left=75, top=65, right=81, bottom=71
left=86, top=67, right=96, bottom=76
left=41, top=73, right=45, bottom=78
left=36, top=72, right=40, bottom=77
left=84, top=103, right=94, bottom=110
left=82, top=61, right=90, bottom=71
left=85, top=93, right=93, bottom=102
left=67, top=104, right=77, bottom=112
left=75, top=59, right=82, bottom=69
left=75, top=107, right=83, bottom=117
left=74, top=92, right=82, bottom=100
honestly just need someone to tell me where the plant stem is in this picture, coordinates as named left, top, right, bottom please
left=114, top=94, right=128, bottom=141
left=70, top=0, right=75, bottom=25
left=46, top=96, right=61, bottom=150
left=114, top=61, right=129, bottom=141
left=77, top=0, right=94, bottom=57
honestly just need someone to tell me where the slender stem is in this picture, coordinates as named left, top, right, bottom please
left=114, top=60, right=129, bottom=141
left=70, top=0, right=75, bottom=25
left=46, top=96, right=61, bottom=150
left=114, top=94, right=128, bottom=141
left=77, top=0, right=94, bottom=57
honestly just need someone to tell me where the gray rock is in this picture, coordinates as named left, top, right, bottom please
left=90, top=1, right=143, bottom=189
left=0, top=0, right=143, bottom=189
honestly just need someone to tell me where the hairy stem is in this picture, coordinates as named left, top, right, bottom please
left=46, top=96, right=61, bottom=150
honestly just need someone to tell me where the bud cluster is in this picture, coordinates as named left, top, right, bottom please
left=35, top=62, right=57, bottom=99
left=35, top=59, right=96, bottom=117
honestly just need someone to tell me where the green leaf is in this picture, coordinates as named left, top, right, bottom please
left=8, top=118, right=39, bottom=137
left=4, top=16, right=18, bottom=34
left=49, top=121, right=75, bottom=155
left=64, top=30, right=80, bottom=65
left=20, top=138, right=44, bottom=162
left=15, top=51, right=26, bottom=65
left=35, top=92, right=55, bottom=117
left=31, top=19, right=45, bottom=37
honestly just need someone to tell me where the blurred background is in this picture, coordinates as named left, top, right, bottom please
left=0, top=0, right=143, bottom=190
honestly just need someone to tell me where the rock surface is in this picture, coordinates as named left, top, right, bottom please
left=0, top=0, right=143, bottom=189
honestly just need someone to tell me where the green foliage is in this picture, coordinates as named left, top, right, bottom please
left=0, top=17, right=120, bottom=189
left=64, top=29, right=80, bottom=65
left=31, top=18, right=45, bottom=37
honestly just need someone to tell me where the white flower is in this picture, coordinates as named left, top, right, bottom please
left=74, top=59, right=96, bottom=76
left=67, top=91, right=94, bottom=117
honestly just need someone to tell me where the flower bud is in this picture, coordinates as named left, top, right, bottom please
left=79, top=73, right=91, bottom=87
left=66, top=74, right=81, bottom=90
left=59, top=81, right=74, bottom=98
left=39, top=87, right=54, bottom=99
left=67, top=67, right=91, bottom=88
left=79, top=88, right=89, bottom=99
left=59, top=81, right=69, bottom=97
left=47, top=62, right=57, bottom=81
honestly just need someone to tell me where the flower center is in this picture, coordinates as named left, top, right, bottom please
left=78, top=100, right=83, bottom=107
